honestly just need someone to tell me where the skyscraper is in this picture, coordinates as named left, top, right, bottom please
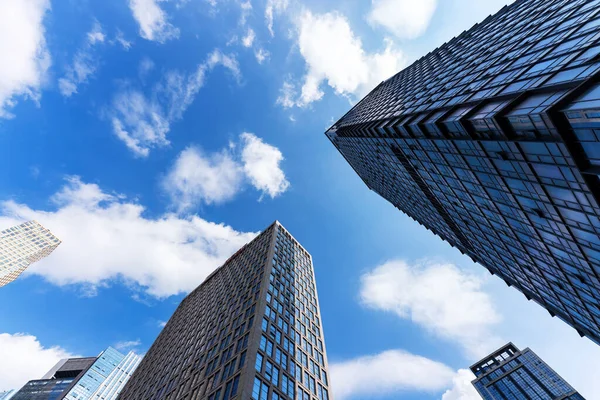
left=12, top=357, right=97, bottom=400
left=327, top=0, right=600, bottom=343
left=12, top=348, right=141, bottom=400
left=63, top=347, right=141, bottom=400
left=118, top=221, right=332, bottom=400
left=0, top=390, right=16, bottom=400
left=470, top=343, right=584, bottom=399
left=0, top=220, right=61, bottom=287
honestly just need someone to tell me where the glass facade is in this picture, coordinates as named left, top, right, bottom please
left=470, top=343, right=584, bottom=399
left=0, top=220, right=61, bottom=286
left=62, top=347, right=141, bottom=400
left=89, top=351, right=141, bottom=400
left=327, top=0, right=600, bottom=344
left=118, top=221, right=331, bottom=400
left=0, top=390, right=16, bottom=400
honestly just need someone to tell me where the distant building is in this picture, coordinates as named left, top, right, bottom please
left=12, top=348, right=141, bottom=400
left=63, top=347, right=141, bottom=400
left=0, top=390, right=16, bottom=400
left=118, top=221, right=332, bottom=400
left=12, top=357, right=96, bottom=400
left=327, top=0, right=600, bottom=343
left=470, top=343, right=584, bottom=399
left=0, top=221, right=61, bottom=286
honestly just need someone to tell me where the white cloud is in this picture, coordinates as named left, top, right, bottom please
left=360, top=260, right=502, bottom=358
left=254, top=48, right=270, bottom=64
left=368, top=0, right=437, bottom=39
left=114, top=339, right=142, bottom=351
left=163, top=133, right=289, bottom=211
left=276, top=80, right=296, bottom=108
left=115, top=30, right=133, bottom=50
left=330, top=350, right=455, bottom=399
left=0, top=176, right=257, bottom=297
left=139, top=57, right=155, bottom=78
left=163, top=146, right=244, bottom=210
left=442, top=369, right=481, bottom=400
left=289, top=10, right=405, bottom=107
left=109, top=49, right=240, bottom=157
left=157, top=320, right=167, bottom=328
left=58, top=22, right=106, bottom=97
left=242, top=28, right=255, bottom=48
left=0, top=333, right=74, bottom=391
left=129, top=0, right=179, bottom=43
left=240, top=132, right=289, bottom=199
left=265, top=0, right=289, bottom=37
left=0, top=0, right=51, bottom=119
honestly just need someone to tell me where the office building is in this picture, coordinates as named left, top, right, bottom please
left=327, top=0, right=600, bottom=343
left=0, top=390, right=16, bottom=400
left=12, top=348, right=140, bottom=400
left=63, top=347, right=141, bottom=400
left=471, top=343, right=584, bottom=399
left=89, top=351, right=142, bottom=400
left=0, top=220, right=61, bottom=286
left=118, top=221, right=332, bottom=400
left=12, top=357, right=96, bottom=400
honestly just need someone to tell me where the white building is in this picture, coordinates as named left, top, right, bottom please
left=0, top=221, right=61, bottom=287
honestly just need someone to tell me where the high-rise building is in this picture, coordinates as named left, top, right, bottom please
left=89, top=350, right=142, bottom=400
left=12, top=348, right=141, bottom=400
left=0, top=390, right=16, bottom=400
left=0, top=220, right=61, bottom=286
left=63, top=347, right=141, bottom=400
left=12, top=357, right=97, bottom=400
left=118, top=221, right=332, bottom=400
left=327, top=0, right=600, bottom=343
left=470, top=343, right=584, bottom=399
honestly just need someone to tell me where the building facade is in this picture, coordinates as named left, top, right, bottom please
left=118, top=221, right=332, bottom=400
left=0, top=390, right=16, bottom=400
left=327, top=0, right=600, bottom=343
left=12, top=357, right=96, bottom=400
left=89, top=350, right=142, bottom=400
left=471, top=343, right=584, bottom=399
left=63, top=347, right=141, bottom=400
left=0, top=220, right=61, bottom=286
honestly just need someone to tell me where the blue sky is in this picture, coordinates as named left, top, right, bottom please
left=1, top=0, right=600, bottom=399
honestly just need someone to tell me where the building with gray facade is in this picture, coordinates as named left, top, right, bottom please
left=327, top=0, right=600, bottom=343
left=471, top=343, right=584, bottom=399
left=118, top=221, right=332, bottom=400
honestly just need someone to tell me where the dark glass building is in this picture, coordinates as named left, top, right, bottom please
left=118, top=221, right=331, bottom=400
left=327, top=0, right=600, bottom=343
left=470, top=343, right=584, bottom=399
left=12, top=357, right=96, bottom=400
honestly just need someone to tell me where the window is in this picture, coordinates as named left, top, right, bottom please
left=252, top=377, right=269, bottom=400
left=255, top=353, right=263, bottom=372
left=223, top=376, right=240, bottom=400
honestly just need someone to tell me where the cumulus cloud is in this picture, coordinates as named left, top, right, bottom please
left=129, top=0, right=179, bottom=43
left=163, top=146, right=244, bottom=210
left=0, top=333, right=74, bottom=391
left=254, top=48, right=270, bottom=64
left=330, top=350, right=455, bottom=399
left=368, top=0, right=437, bottom=39
left=0, top=177, right=257, bottom=297
left=240, top=133, right=289, bottom=199
left=0, top=0, right=51, bottom=119
left=442, top=369, right=481, bottom=400
left=163, top=133, right=289, bottom=211
left=284, top=10, right=404, bottom=108
left=59, top=22, right=106, bottom=97
left=109, top=49, right=240, bottom=157
left=265, top=0, right=289, bottom=37
left=360, top=260, right=502, bottom=358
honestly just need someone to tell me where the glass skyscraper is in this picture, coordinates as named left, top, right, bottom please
left=63, top=347, right=141, bottom=400
left=118, top=221, right=331, bottom=400
left=0, top=220, right=61, bottom=286
left=470, top=343, right=583, bottom=399
left=11, top=348, right=140, bottom=400
left=327, top=0, right=600, bottom=344
left=0, top=390, right=16, bottom=400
